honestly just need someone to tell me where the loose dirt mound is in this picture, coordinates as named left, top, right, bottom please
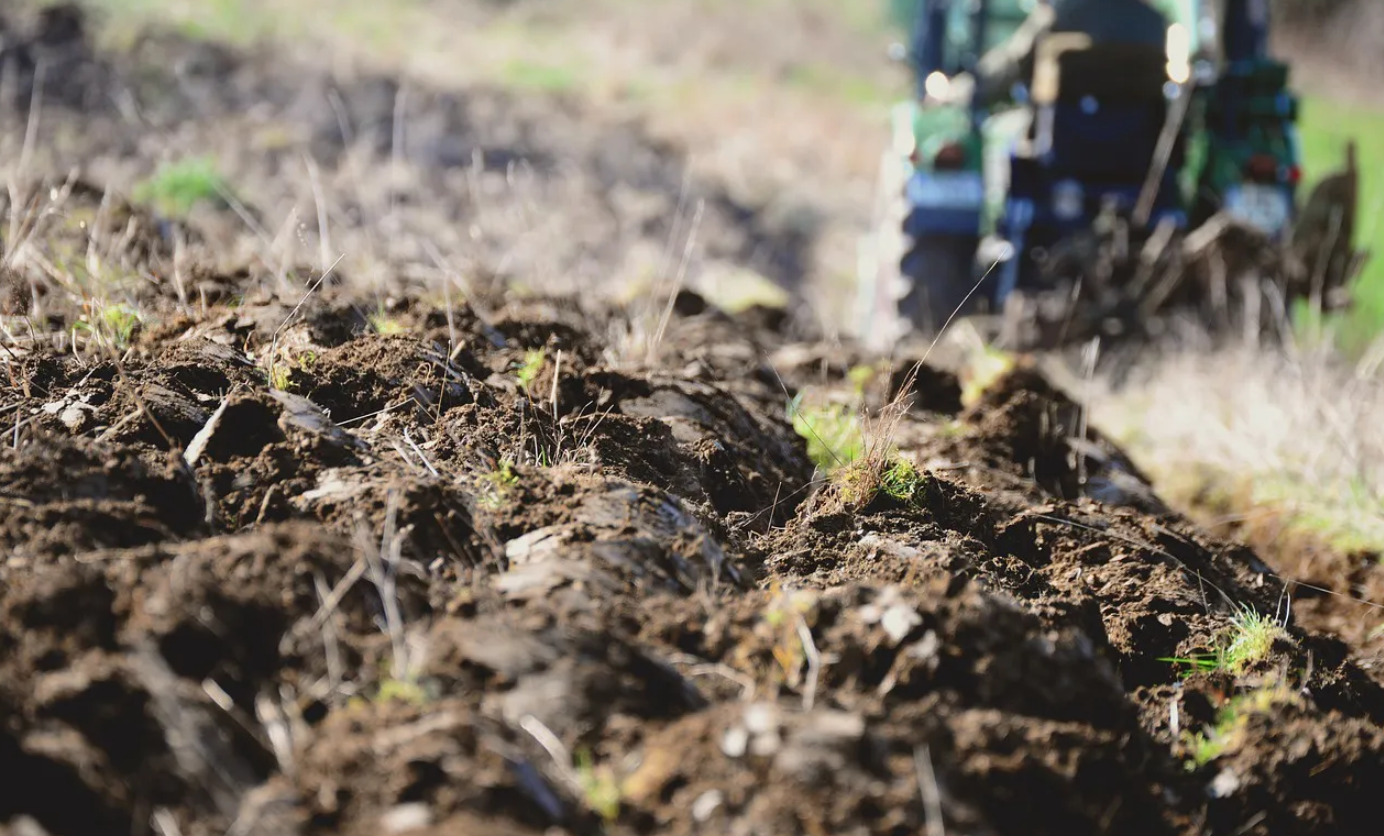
left=5, top=258, right=1384, bottom=835
left=3, top=6, right=1384, bottom=836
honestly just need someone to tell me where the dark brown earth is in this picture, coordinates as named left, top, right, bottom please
left=3, top=5, right=1384, bottom=836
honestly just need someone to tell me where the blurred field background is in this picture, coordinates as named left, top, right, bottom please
left=63, top=0, right=1384, bottom=344
left=23, top=0, right=1384, bottom=556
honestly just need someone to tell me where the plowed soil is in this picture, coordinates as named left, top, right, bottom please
left=3, top=6, right=1384, bottom=836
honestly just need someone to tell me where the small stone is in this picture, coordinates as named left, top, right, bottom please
left=1208, top=769, right=1241, bottom=798
left=721, top=725, right=749, bottom=759
left=881, top=603, right=922, bottom=644
left=749, top=729, right=782, bottom=758
left=380, top=802, right=433, bottom=833
left=691, top=790, right=723, bottom=822
left=743, top=703, right=778, bottom=735
left=909, top=630, right=941, bottom=664
left=59, top=404, right=88, bottom=432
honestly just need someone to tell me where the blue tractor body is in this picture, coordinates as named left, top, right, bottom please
left=866, top=0, right=1322, bottom=344
left=991, top=34, right=1190, bottom=302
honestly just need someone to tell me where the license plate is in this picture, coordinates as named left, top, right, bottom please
left=908, top=172, right=985, bottom=210
left=1224, top=185, right=1292, bottom=236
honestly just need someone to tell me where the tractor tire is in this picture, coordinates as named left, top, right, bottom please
left=898, top=234, right=981, bottom=336
left=857, top=150, right=911, bottom=351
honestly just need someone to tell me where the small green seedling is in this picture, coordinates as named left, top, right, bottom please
left=369, top=310, right=405, bottom=335
left=100, top=304, right=141, bottom=347
left=516, top=349, right=546, bottom=395
left=134, top=157, right=230, bottom=217
left=374, top=677, right=430, bottom=706
left=76, top=302, right=142, bottom=349
left=268, top=361, right=295, bottom=392
left=479, top=459, right=520, bottom=509
left=846, top=363, right=878, bottom=395
left=789, top=394, right=865, bottom=473
left=1183, top=680, right=1297, bottom=768
left=575, top=748, right=622, bottom=824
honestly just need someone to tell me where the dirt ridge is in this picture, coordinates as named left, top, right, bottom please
left=2, top=6, right=1384, bottom=836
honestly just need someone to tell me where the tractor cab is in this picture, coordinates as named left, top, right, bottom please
left=988, top=3, right=1189, bottom=306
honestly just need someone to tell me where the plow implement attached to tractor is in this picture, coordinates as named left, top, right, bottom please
left=859, top=0, right=1364, bottom=353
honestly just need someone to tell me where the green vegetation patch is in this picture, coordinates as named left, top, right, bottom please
left=516, top=349, right=546, bottom=395
left=789, top=395, right=865, bottom=472
left=1183, top=680, right=1298, bottom=767
left=75, top=302, right=143, bottom=349
left=1162, top=604, right=1291, bottom=677
left=134, top=157, right=231, bottom=218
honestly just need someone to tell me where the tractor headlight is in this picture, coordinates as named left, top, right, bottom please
left=924, top=71, right=951, bottom=102
left=1166, top=23, right=1191, bottom=85
left=1052, top=180, right=1084, bottom=221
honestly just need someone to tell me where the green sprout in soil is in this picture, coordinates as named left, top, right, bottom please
left=369, top=309, right=405, bottom=335
left=833, top=453, right=926, bottom=509
left=479, top=459, right=520, bottom=509
left=267, top=361, right=295, bottom=392
left=76, top=302, right=142, bottom=349
left=960, top=343, right=1016, bottom=408
left=374, top=676, right=430, bottom=706
left=761, top=585, right=817, bottom=693
left=879, top=457, right=926, bottom=503
left=789, top=394, right=864, bottom=472
left=575, top=748, right=622, bottom=825
left=134, top=156, right=230, bottom=218
left=1183, top=680, right=1298, bottom=768
left=516, top=348, right=546, bottom=395
left=1161, top=605, right=1291, bottom=677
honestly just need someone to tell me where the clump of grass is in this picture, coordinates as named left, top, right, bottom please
left=369, top=310, right=405, bottom=335
left=1221, top=607, right=1290, bottom=672
left=1092, top=345, right=1384, bottom=560
left=75, top=302, right=142, bottom=350
left=1162, top=605, right=1291, bottom=677
left=834, top=453, right=928, bottom=508
left=878, top=457, right=926, bottom=503
left=133, top=157, right=230, bottom=217
left=265, top=349, right=319, bottom=392
left=516, top=349, right=546, bottom=395
left=789, top=394, right=865, bottom=472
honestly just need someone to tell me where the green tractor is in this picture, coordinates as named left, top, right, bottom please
left=858, top=0, right=1029, bottom=346
left=860, top=0, right=1357, bottom=349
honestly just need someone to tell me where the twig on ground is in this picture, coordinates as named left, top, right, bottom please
left=914, top=744, right=947, bottom=836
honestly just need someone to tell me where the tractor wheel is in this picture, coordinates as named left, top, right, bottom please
left=898, top=234, right=981, bottom=336
left=857, top=150, right=911, bottom=351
